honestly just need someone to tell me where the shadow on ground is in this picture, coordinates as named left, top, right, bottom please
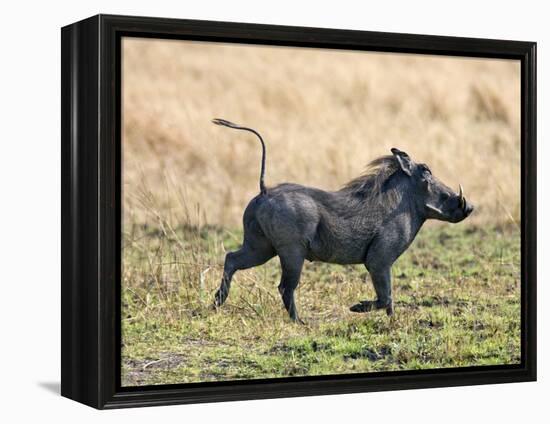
left=37, top=381, right=60, bottom=395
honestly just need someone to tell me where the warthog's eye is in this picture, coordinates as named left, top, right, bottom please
left=420, top=164, right=431, bottom=175
left=419, top=164, right=432, bottom=181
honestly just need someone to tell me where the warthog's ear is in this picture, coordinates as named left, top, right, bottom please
left=391, top=148, right=414, bottom=176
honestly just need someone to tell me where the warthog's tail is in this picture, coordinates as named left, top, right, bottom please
left=212, top=118, right=267, bottom=195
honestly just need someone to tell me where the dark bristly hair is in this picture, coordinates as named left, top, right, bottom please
left=340, top=155, right=401, bottom=200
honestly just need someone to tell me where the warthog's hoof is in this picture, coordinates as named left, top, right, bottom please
left=349, top=301, right=375, bottom=313
left=290, top=317, right=306, bottom=325
left=350, top=301, right=394, bottom=314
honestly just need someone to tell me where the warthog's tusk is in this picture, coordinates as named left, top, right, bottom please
left=459, top=184, right=465, bottom=210
left=426, top=204, right=444, bottom=216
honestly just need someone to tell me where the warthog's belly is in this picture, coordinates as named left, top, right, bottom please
left=306, top=236, right=369, bottom=265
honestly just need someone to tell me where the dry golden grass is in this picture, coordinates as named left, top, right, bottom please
left=122, top=37, right=520, bottom=229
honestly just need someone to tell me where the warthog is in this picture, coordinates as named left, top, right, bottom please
left=211, top=118, right=474, bottom=323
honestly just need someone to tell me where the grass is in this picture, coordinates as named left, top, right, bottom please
left=121, top=222, right=520, bottom=386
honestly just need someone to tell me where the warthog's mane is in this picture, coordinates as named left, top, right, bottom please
left=340, top=155, right=401, bottom=201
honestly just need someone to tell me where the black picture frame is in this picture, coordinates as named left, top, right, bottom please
left=61, top=14, right=537, bottom=409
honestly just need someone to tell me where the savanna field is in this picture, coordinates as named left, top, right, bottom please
left=121, top=38, right=521, bottom=386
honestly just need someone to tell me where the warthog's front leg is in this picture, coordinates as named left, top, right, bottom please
left=350, top=266, right=393, bottom=316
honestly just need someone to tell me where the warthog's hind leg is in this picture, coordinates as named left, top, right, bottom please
left=214, top=244, right=275, bottom=308
left=278, top=249, right=306, bottom=324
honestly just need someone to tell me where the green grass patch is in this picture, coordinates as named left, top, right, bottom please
left=121, top=223, right=520, bottom=386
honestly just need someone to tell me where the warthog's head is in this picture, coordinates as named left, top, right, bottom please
left=391, top=148, right=474, bottom=223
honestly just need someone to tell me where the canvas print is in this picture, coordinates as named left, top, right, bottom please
left=121, top=37, right=521, bottom=386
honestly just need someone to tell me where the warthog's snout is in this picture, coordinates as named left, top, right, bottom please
left=463, top=199, right=474, bottom=216
left=454, top=184, right=474, bottom=222
left=447, top=186, right=474, bottom=223
left=453, top=197, right=474, bottom=222
left=426, top=184, right=474, bottom=223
